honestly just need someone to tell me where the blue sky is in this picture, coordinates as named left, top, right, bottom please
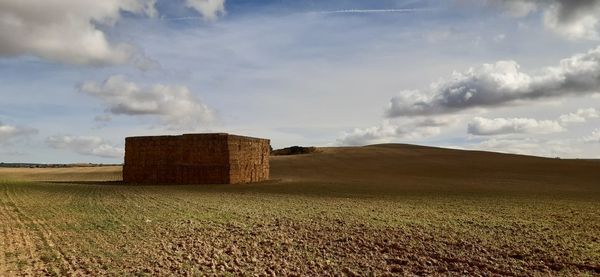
left=1, top=0, right=600, bottom=163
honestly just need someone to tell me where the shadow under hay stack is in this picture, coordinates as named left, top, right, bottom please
left=123, top=133, right=270, bottom=184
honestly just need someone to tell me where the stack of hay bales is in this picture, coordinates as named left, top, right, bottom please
left=123, top=133, right=269, bottom=184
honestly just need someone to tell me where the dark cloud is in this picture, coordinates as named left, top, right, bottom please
left=489, top=0, right=600, bottom=39
left=0, top=0, right=157, bottom=65
left=551, top=0, right=598, bottom=23
left=386, top=46, right=600, bottom=117
left=0, top=0, right=231, bottom=66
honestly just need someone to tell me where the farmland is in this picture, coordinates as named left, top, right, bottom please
left=1, top=144, right=599, bottom=276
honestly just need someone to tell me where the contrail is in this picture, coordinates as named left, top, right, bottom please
left=308, top=8, right=430, bottom=15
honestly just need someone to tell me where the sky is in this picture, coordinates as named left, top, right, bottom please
left=1, top=0, right=600, bottom=163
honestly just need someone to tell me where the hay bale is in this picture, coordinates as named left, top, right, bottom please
left=123, top=133, right=269, bottom=184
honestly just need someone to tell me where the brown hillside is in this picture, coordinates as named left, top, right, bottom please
left=270, top=144, right=600, bottom=194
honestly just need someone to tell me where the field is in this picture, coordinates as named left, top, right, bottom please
left=1, top=144, right=599, bottom=276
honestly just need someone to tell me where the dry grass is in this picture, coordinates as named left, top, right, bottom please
left=0, top=144, right=599, bottom=275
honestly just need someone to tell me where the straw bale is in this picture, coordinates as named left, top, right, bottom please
left=123, top=133, right=269, bottom=184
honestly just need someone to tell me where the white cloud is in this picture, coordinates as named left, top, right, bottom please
left=559, top=108, right=599, bottom=124
left=336, top=120, right=441, bottom=146
left=467, top=107, right=599, bottom=136
left=336, top=121, right=401, bottom=146
left=0, top=122, right=38, bottom=143
left=0, top=0, right=157, bottom=65
left=461, top=137, right=580, bottom=158
left=583, top=129, right=600, bottom=143
left=46, top=135, right=124, bottom=159
left=386, top=46, right=600, bottom=117
left=80, top=75, right=216, bottom=130
left=493, top=33, right=506, bottom=42
left=185, top=0, right=226, bottom=21
left=467, top=117, right=564, bottom=136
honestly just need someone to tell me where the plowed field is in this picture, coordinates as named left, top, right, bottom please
left=1, top=144, right=599, bottom=276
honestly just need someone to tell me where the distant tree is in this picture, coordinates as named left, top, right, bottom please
left=271, top=146, right=317, bottom=156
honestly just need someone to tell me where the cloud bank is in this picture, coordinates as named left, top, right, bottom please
left=80, top=75, right=215, bottom=130
left=0, top=0, right=156, bottom=65
left=46, top=135, right=124, bottom=158
left=467, top=117, right=564, bottom=136
left=559, top=108, right=600, bottom=123
left=468, top=108, right=598, bottom=136
left=386, top=46, right=600, bottom=117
